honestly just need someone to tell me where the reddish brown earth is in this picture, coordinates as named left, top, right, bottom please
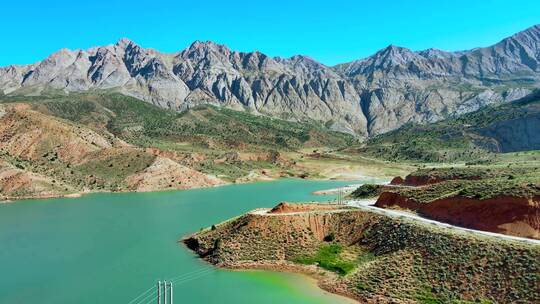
left=376, top=192, right=540, bottom=239
left=125, top=156, right=224, bottom=191
left=269, top=202, right=344, bottom=214
left=184, top=206, right=377, bottom=302
left=145, top=147, right=207, bottom=164
left=389, top=176, right=404, bottom=185
left=184, top=203, right=540, bottom=303
left=0, top=160, right=74, bottom=200
left=0, top=103, right=225, bottom=200
left=0, top=103, right=118, bottom=164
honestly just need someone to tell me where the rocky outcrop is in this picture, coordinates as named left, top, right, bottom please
left=399, top=174, right=481, bottom=187
left=376, top=192, right=540, bottom=239
left=2, top=25, right=540, bottom=136
left=478, top=110, right=540, bottom=152
left=376, top=165, right=540, bottom=239
left=389, top=176, right=404, bottom=185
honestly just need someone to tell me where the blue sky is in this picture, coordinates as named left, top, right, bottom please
left=1, top=0, right=539, bottom=66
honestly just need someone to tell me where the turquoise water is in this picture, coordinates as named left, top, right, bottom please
left=0, top=179, right=360, bottom=304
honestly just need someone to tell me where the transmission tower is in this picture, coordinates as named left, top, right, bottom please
left=156, top=280, right=173, bottom=304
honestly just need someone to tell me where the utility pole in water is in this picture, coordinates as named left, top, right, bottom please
left=157, top=281, right=161, bottom=304
left=156, top=280, right=173, bottom=304
left=164, top=281, right=168, bottom=304
left=169, top=281, right=173, bottom=304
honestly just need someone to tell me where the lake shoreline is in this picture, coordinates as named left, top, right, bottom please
left=0, top=179, right=369, bottom=303
left=0, top=181, right=230, bottom=203
left=0, top=173, right=378, bottom=204
left=206, top=260, right=360, bottom=303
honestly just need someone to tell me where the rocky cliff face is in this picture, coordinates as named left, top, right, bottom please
left=478, top=110, right=540, bottom=152
left=2, top=25, right=540, bottom=136
left=337, top=24, right=540, bottom=134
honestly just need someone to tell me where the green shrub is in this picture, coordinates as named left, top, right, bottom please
left=294, top=244, right=356, bottom=275
left=350, top=184, right=383, bottom=198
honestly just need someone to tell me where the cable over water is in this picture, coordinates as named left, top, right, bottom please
left=128, top=267, right=215, bottom=304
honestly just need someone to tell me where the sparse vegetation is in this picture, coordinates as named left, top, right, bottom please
left=4, top=92, right=355, bottom=152
left=359, top=91, right=540, bottom=162
left=387, top=166, right=540, bottom=203
left=186, top=206, right=540, bottom=303
left=349, top=184, right=383, bottom=199
left=0, top=92, right=363, bottom=199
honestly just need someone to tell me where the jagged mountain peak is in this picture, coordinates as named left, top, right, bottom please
left=417, top=48, right=456, bottom=59
left=463, top=24, right=540, bottom=75
left=180, top=40, right=234, bottom=64
left=45, top=48, right=78, bottom=60
left=381, top=44, right=409, bottom=52
left=489, top=24, right=540, bottom=52
left=340, top=44, right=421, bottom=76
left=509, top=24, right=540, bottom=40
left=187, top=40, right=231, bottom=53
left=378, top=44, right=414, bottom=54
left=1, top=25, right=540, bottom=138
left=372, top=44, right=419, bottom=65
left=115, top=37, right=136, bottom=47
left=279, top=54, right=339, bottom=77
left=287, top=54, right=327, bottom=68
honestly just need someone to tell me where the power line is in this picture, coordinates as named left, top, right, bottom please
left=167, top=267, right=212, bottom=282
left=129, top=267, right=214, bottom=304
left=133, top=290, right=157, bottom=304
left=170, top=269, right=212, bottom=285
left=128, top=285, right=154, bottom=304
left=142, top=295, right=158, bottom=304
left=129, top=268, right=212, bottom=304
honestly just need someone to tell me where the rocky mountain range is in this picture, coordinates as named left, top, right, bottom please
left=1, top=24, right=539, bottom=136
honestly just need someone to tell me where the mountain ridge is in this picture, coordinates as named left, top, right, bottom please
left=358, top=89, right=540, bottom=162
left=2, top=24, right=540, bottom=137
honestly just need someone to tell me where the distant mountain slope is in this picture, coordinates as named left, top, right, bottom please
left=359, top=90, right=540, bottom=162
left=0, top=93, right=354, bottom=199
left=0, top=40, right=367, bottom=135
left=4, top=93, right=352, bottom=151
left=0, top=101, right=224, bottom=199
left=1, top=25, right=540, bottom=136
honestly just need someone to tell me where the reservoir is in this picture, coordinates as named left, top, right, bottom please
left=0, top=179, right=362, bottom=303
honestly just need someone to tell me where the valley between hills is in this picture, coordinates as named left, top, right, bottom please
left=184, top=149, right=540, bottom=303
left=181, top=92, right=540, bottom=303
left=1, top=67, right=539, bottom=304
left=0, top=92, right=408, bottom=201
left=1, top=24, right=540, bottom=304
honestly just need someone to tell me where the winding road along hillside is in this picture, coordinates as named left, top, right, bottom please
left=346, top=199, right=540, bottom=245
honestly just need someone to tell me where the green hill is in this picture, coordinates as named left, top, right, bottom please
left=0, top=92, right=354, bottom=152
left=358, top=91, right=540, bottom=162
left=0, top=93, right=357, bottom=194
